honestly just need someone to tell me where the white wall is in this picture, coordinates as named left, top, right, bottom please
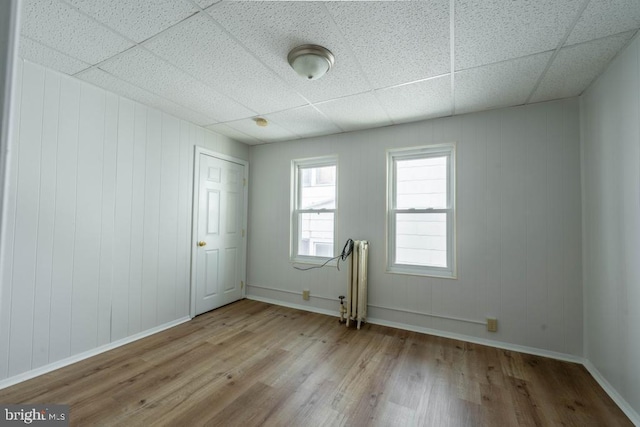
left=0, top=59, right=248, bottom=382
left=248, top=98, right=583, bottom=357
left=0, top=0, right=20, bottom=283
left=581, top=35, right=640, bottom=418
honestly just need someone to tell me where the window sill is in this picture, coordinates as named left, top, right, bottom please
left=291, top=256, right=337, bottom=267
left=386, top=265, right=457, bottom=280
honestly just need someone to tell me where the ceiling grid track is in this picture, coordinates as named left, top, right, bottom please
left=524, top=0, right=592, bottom=105
left=199, top=7, right=330, bottom=139
left=53, top=2, right=255, bottom=128
left=200, top=8, right=317, bottom=107
left=18, top=34, right=92, bottom=77
left=101, top=41, right=250, bottom=125
left=135, top=14, right=264, bottom=118
left=200, top=9, right=308, bottom=102
left=18, top=0, right=640, bottom=144
left=73, top=64, right=224, bottom=128
left=449, top=0, right=456, bottom=117
left=320, top=2, right=397, bottom=127
left=580, top=28, right=640, bottom=96
left=57, top=0, right=138, bottom=46
left=53, top=0, right=311, bottom=142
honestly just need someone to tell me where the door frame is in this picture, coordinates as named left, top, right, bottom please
left=190, top=146, right=248, bottom=318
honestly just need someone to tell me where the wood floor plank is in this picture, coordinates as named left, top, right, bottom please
left=383, top=333, right=430, bottom=411
left=0, top=300, right=633, bottom=426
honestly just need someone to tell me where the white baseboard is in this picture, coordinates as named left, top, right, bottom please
left=248, top=295, right=640, bottom=424
left=0, top=316, right=191, bottom=391
left=3, top=298, right=638, bottom=426
left=247, top=295, right=340, bottom=318
left=583, top=360, right=640, bottom=425
left=247, top=293, right=582, bottom=363
left=367, top=316, right=583, bottom=364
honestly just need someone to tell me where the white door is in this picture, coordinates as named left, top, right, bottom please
left=193, top=152, right=245, bottom=315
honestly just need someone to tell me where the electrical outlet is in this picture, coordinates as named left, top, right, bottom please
left=302, top=290, right=310, bottom=301
left=487, top=318, right=498, bottom=332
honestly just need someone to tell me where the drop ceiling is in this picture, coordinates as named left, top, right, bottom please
left=19, top=0, right=640, bottom=145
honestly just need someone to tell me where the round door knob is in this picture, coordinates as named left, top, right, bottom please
left=198, top=241, right=207, bottom=247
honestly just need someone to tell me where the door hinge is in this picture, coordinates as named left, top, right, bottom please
left=242, top=229, right=245, bottom=237
left=241, top=281, right=244, bottom=289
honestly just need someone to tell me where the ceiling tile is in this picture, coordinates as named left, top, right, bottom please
left=20, top=37, right=90, bottom=75
left=206, top=1, right=372, bottom=102
left=315, top=92, right=392, bottom=132
left=20, top=0, right=134, bottom=64
left=376, top=76, right=452, bottom=124
left=99, top=47, right=254, bottom=122
left=455, top=52, right=552, bottom=114
left=65, top=0, right=199, bottom=43
left=206, top=123, right=261, bottom=146
left=78, top=68, right=218, bottom=126
left=265, top=106, right=341, bottom=139
left=144, top=13, right=307, bottom=113
left=18, top=0, right=638, bottom=145
left=566, top=0, right=640, bottom=45
left=325, top=1, right=450, bottom=88
left=531, top=31, right=635, bottom=103
left=195, top=0, right=218, bottom=8
left=224, top=118, right=298, bottom=144
left=455, top=0, right=583, bottom=70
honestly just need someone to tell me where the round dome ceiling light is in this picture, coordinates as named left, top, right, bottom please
left=287, top=44, right=335, bottom=81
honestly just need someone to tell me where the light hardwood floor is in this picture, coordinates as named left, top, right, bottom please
left=0, top=299, right=632, bottom=426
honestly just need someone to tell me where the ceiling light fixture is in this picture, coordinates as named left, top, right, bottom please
left=254, top=117, right=268, bottom=127
left=287, top=44, right=335, bottom=81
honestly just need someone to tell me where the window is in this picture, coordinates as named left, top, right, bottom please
left=292, top=157, right=337, bottom=262
left=387, top=144, right=456, bottom=278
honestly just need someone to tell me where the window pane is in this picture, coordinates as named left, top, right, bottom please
left=298, top=212, right=334, bottom=257
left=315, top=166, right=334, bottom=185
left=395, top=213, right=447, bottom=267
left=300, top=165, right=336, bottom=209
left=396, top=156, right=447, bottom=209
left=314, top=243, right=333, bottom=257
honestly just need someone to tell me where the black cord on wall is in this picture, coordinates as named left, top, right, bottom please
left=293, top=238, right=354, bottom=271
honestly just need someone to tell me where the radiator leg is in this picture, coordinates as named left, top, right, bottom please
left=338, top=296, right=347, bottom=323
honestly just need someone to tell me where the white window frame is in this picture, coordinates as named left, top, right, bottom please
left=291, top=156, right=338, bottom=264
left=387, top=144, right=456, bottom=278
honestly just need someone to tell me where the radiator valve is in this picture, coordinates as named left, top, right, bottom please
left=338, top=295, right=347, bottom=323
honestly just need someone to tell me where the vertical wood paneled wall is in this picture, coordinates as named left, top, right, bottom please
left=581, top=35, right=640, bottom=418
left=0, top=0, right=20, bottom=234
left=247, top=98, right=583, bottom=357
left=0, top=60, right=248, bottom=381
